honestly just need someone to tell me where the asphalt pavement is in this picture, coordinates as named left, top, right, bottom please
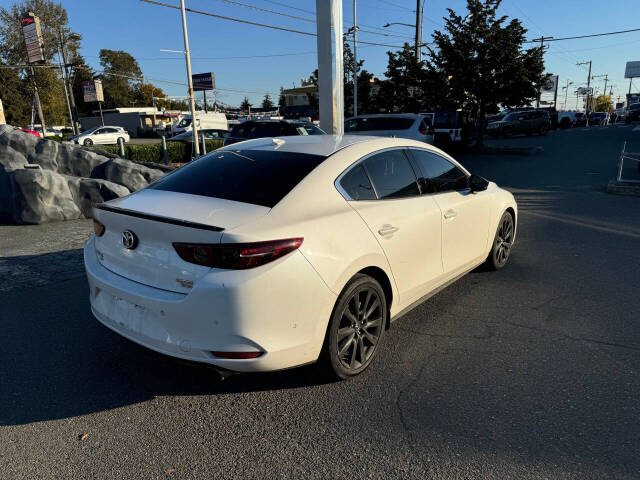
left=1, top=125, right=640, bottom=479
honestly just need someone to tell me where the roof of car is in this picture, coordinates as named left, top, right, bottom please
left=218, top=134, right=388, bottom=156
left=346, top=113, right=423, bottom=120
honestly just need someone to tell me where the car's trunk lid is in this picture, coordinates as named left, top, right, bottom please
left=93, top=189, right=269, bottom=293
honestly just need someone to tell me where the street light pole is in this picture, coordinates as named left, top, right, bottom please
left=563, top=81, right=573, bottom=110
left=353, top=0, right=358, bottom=117
left=179, top=0, right=200, bottom=157
left=415, top=0, right=422, bottom=63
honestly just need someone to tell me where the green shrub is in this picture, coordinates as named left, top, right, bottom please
left=89, top=140, right=222, bottom=164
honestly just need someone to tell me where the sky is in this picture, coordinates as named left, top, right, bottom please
left=11, top=0, right=640, bottom=108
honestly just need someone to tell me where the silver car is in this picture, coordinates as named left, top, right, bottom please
left=345, top=114, right=434, bottom=144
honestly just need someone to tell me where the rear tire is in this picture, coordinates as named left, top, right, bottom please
left=318, top=274, right=387, bottom=380
left=484, top=211, right=515, bottom=271
left=83, top=138, right=93, bottom=146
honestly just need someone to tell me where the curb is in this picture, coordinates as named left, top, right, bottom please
left=606, top=180, right=640, bottom=197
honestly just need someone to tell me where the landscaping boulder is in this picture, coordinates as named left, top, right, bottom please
left=90, top=157, right=164, bottom=192
left=73, top=178, right=130, bottom=218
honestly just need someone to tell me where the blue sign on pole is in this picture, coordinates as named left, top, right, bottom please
left=192, top=72, right=215, bottom=91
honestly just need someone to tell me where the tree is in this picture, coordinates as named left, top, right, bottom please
left=261, top=93, right=274, bottom=110
left=590, top=94, right=612, bottom=112
left=278, top=87, right=286, bottom=107
left=0, top=0, right=82, bottom=125
left=378, top=43, right=427, bottom=114
left=134, top=82, right=167, bottom=108
left=240, top=97, right=251, bottom=111
left=98, top=49, right=142, bottom=108
left=70, top=53, right=96, bottom=117
left=0, top=62, right=30, bottom=125
left=426, top=0, right=546, bottom=145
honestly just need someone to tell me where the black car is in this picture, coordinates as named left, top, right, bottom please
left=222, top=120, right=325, bottom=146
left=588, top=112, right=607, bottom=126
left=625, top=103, right=640, bottom=123
left=168, top=129, right=228, bottom=142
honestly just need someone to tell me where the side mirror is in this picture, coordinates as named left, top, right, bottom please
left=469, top=174, right=489, bottom=193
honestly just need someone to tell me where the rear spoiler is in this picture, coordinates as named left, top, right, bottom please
left=94, top=204, right=225, bottom=232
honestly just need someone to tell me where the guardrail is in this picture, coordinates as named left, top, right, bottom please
left=617, top=141, right=640, bottom=183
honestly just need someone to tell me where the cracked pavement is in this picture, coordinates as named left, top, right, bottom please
left=1, top=126, right=639, bottom=479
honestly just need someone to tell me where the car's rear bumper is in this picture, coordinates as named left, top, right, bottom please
left=84, top=236, right=336, bottom=372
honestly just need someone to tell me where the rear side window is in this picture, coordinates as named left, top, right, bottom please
left=345, top=117, right=415, bottom=132
left=408, top=149, right=468, bottom=193
left=339, top=165, right=376, bottom=200
left=150, top=150, right=325, bottom=208
left=363, top=150, right=420, bottom=199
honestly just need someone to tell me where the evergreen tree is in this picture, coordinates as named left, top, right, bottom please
left=240, top=97, right=251, bottom=111
left=261, top=93, right=274, bottom=110
left=426, top=0, right=546, bottom=145
left=0, top=62, right=30, bottom=125
left=98, top=49, right=142, bottom=108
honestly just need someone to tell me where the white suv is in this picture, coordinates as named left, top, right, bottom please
left=345, top=114, right=434, bottom=144
left=72, top=126, right=130, bottom=146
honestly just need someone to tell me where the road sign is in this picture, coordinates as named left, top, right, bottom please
left=82, top=80, right=104, bottom=102
left=192, top=72, right=215, bottom=91
left=21, top=13, right=44, bottom=64
left=577, top=87, right=593, bottom=96
left=624, top=61, right=640, bottom=79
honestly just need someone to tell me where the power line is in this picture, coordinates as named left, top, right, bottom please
left=140, top=0, right=405, bottom=48
left=211, top=0, right=314, bottom=23
left=526, top=27, right=640, bottom=43
left=374, top=0, right=415, bottom=12
left=260, top=0, right=314, bottom=15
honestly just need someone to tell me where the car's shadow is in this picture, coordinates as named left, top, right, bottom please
left=0, top=260, right=333, bottom=427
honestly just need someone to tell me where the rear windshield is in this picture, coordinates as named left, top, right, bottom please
left=434, top=112, right=459, bottom=128
left=230, top=122, right=292, bottom=138
left=149, top=149, right=326, bottom=208
left=345, top=117, right=415, bottom=132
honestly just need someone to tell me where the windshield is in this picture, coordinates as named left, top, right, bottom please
left=502, top=113, right=519, bottom=122
left=177, top=118, right=192, bottom=128
left=150, top=149, right=326, bottom=208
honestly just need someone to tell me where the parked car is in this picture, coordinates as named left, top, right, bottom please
left=168, top=129, right=228, bottom=143
left=432, top=111, right=470, bottom=146
left=588, top=112, right=608, bottom=126
left=171, top=112, right=228, bottom=136
left=70, top=126, right=130, bottom=146
left=28, top=125, right=62, bottom=137
left=16, top=127, right=41, bottom=138
left=223, top=119, right=325, bottom=146
left=345, top=114, right=434, bottom=144
left=625, top=103, right=640, bottom=123
left=486, top=110, right=550, bottom=137
left=557, top=111, right=584, bottom=129
left=86, top=135, right=517, bottom=379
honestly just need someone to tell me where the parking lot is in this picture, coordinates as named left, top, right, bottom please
left=1, top=125, right=639, bottom=479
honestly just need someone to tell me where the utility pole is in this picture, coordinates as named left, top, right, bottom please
left=533, top=36, right=552, bottom=108
left=29, top=67, right=47, bottom=133
left=59, top=28, right=79, bottom=135
left=316, top=0, right=344, bottom=135
left=563, top=80, right=573, bottom=110
left=415, top=0, right=422, bottom=63
left=57, top=42, right=74, bottom=131
left=179, top=0, right=200, bottom=157
left=352, top=0, right=358, bottom=117
left=577, top=60, right=592, bottom=122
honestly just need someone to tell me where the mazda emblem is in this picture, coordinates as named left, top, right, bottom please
left=122, top=230, right=138, bottom=250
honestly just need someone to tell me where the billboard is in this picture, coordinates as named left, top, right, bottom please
left=192, top=72, right=215, bottom=91
left=624, top=61, right=640, bottom=79
left=541, top=75, right=558, bottom=93
left=82, top=80, right=104, bottom=102
left=577, top=87, right=593, bottom=96
left=21, top=13, right=44, bottom=64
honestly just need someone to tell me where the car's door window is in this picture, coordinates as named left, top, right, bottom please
left=362, top=149, right=420, bottom=199
left=408, top=149, right=468, bottom=193
left=93, top=129, right=104, bottom=135
left=339, top=165, right=376, bottom=200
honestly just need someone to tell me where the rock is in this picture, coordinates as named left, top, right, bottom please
left=90, top=158, right=164, bottom=192
left=9, top=169, right=82, bottom=224
left=74, top=178, right=130, bottom=218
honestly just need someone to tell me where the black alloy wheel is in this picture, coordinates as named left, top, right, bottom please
left=320, top=274, right=386, bottom=379
left=489, top=212, right=514, bottom=270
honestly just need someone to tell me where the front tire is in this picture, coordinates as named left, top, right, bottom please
left=484, top=211, right=515, bottom=270
left=83, top=138, right=93, bottom=146
left=319, top=274, right=387, bottom=380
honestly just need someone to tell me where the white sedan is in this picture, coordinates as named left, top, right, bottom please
left=85, top=136, right=517, bottom=379
left=72, top=126, right=130, bottom=146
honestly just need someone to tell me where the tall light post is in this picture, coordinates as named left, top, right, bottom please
left=562, top=81, right=573, bottom=110
left=346, top=0, right=359, bottom=117
left=179, top=0, right=199, bottom=157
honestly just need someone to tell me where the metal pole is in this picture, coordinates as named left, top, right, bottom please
left=203, top=90, right=208, bottom=113
left=98, top=101, right=104, bottom=126
left=617, top=141, right=626, bottom=182
left=59, top=28, right=79, bottom=135
left=57, top=43, right=74, bottom=132
left=603, top=75, right=608, bottom=99
left=553, top=75, right=559, bottom=109
left=29, top=67, right=47, bottom=134
left=315, top=0, right=344, bottom=135
left=118, top=136, right=125, bottom=158
left=415, top=0, right=422, bottom=62
left=201, top=133, right=207, bottom=155
left=629, top=78, right=633, bottom=95
left=353, top=0, right=358, bottom=117
left=180, top=0, right=200, bottom=157
left=161, top=135, right=169, bottom=165
left=536, top=37, right=545, bottom=108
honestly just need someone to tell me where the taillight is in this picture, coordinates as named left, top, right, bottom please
left=173, top=238, right=303, bottom=270
left=93, top=219, right=105, bottom=237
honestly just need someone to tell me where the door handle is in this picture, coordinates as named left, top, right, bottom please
left=443, top=209, right=457, bottom=219
left=378, top=224, right=399, bottom=236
